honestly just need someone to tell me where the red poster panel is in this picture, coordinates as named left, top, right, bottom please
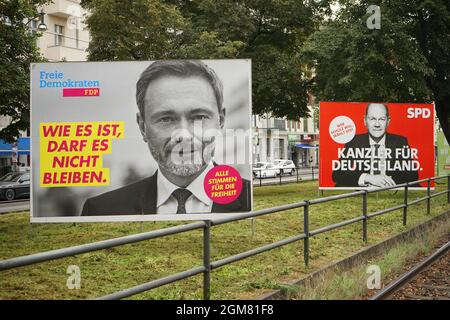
left=319, top=102, right=434, bottom=190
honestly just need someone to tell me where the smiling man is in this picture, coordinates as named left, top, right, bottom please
left=332, top=103, right=419, bottom=188
left=81, top=60, right=251, bottom=216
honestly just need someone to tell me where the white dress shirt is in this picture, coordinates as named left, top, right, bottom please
left=358, top=136, right=387, bottom=186
left=156, top=162, right=214, bottom=214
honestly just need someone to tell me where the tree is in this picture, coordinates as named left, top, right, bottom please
left=82, top=0, right=188, bottom=60
left=175, top=0, right=329, bottom=119
left=302, top=0, right=450, bottom=140
left=0, top=0, right=47, bottom=143
left=82, top=0, right=331, bottom=120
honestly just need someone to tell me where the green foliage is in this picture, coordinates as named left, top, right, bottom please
left=82, top=0, right=331, bottom=120
left=175, top=0, right=326, bottom=119
left=302, top=0, right=450, bottom=137
left=82, top=0, right=187, bottom=60
left=0, top=0, right=47, bottom=143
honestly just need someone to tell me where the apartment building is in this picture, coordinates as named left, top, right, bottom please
left=36, top=0, right=90, bottom=61
left=252, top=105, right=319, bottom=167
left=0, top=0, right=90, bottom=173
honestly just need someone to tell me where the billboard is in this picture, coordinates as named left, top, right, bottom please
left=319, top=102, right=434, bottom=190
left=31, top=60, right=253, bottom=222
left=437, top=130, right=450, bottom=176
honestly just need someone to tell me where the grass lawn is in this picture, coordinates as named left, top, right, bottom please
left=0, top=181, right=449, bottom=299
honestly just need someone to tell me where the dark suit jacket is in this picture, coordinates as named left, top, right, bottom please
left=81, top=171, right=251, bottom=216
left=332, top=133, right=419, bottom=187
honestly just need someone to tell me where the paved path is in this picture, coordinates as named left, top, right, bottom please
left=0, top=200, right=30, bottom=214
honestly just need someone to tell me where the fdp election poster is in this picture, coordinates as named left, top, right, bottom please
left=437, top=130, right=450, bottom=176
left=31, top=60, right=253, bottom=222
left=319, top=102, right=434, bottom=190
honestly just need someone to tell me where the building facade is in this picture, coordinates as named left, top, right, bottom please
left=252, top=105, right=319, bottom=167
left=35, top=0, right=90, bottom=61
left=0, top=0, right=90, bottom=174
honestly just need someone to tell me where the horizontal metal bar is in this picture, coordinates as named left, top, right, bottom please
left=308, top=191, right=365, bottom=205
left=0, top=221, right=206, bottom=271
left=432, top=175, right=450, bottom=181
left=429, top=190, right=449, bottom=198
left=414, top=178, right=433, bottom=184
left=408, top=196, right=429, bottom=206
left=309, top=216, right=364, bottom=236
left=97, top=266, right=206, bottom=300
left=407, top=175, right=449, bottom=185
left=367, top=204, right=405, bottom=219
left=366, top=183, right=408, bottom=193
left=210, top=202, right=306, bottom=226
left=211, top=233, right=307, bottom=269
left=365, top=176, right=450, bottom=194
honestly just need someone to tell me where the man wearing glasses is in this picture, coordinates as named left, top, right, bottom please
left=332, top=103, right=418, bottom=188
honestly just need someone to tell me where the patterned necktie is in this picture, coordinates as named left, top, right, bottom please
left=373, top=144, right=381, bottom=175
left=172, top=188, right=192, bottom=214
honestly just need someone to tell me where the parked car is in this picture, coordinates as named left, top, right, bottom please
left=273, top=159, right=296, bottom=175
left=0, top=171, right=30, bottom=201
left=253, top=162, right=279, bottom=178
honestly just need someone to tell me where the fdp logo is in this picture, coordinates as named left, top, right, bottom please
left=63, top=88, right=100, bottom=97
left=38, top=70, right=101, bottom=97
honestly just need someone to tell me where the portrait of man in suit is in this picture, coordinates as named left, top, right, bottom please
left=82, top=60, right=251, bottom=216
left=332, top=103, right=419, bottom=188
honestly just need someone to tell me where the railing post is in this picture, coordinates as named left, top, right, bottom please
left=203, top=221, right=211, bottom=300
left=259, top=169, right=262, bottom=187
left=251, top=218, right=255, bottom=238
left=303, top=201, right=310, bottom=267
left=403, top=183, right=408, bottom=226
left=279, top=169, right=282, bottom=185
left=311, top=166, right=314, bottom=181
left=296, top=166, right=299, bottom=183
left=362, top=191, right=368, bottom=244
left=448, top=175, right=450, bottom=203
left=427, top=178, right=431, bottom=215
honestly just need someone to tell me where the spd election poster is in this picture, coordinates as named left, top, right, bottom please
left=319, top=102, right=434, bottom=190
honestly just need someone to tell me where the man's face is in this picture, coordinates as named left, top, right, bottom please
left=364, top=104, right=390, bottom=140
left=137, top=75, right=224, bottom=177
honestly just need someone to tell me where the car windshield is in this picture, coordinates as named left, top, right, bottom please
left=273, top=161, right=282, bottom=166
left=254, top=163, right=265, bottom=168
left=0, top=173, right=22, bottom=182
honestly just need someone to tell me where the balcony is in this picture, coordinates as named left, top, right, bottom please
left=273, top=119, right=287, bottom=131
left=45, top=0, right=81, bottom=18
left=45, top=45, right=87, bottom=61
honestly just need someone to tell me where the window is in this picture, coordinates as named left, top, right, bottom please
left=29, top=19, right=37, bottom=34
left=277, top=139, right=285, bottom=159
left=303, top=118, right=309, bottom=132
left=75, top=25, right=79, bottom=48
left=274, top=119, right=286, bottom=130
left=55, top=24, right=64, bottom=46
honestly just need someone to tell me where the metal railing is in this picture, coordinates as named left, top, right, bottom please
left=1, top=175, right=449, bottom=300
left=253, top=165, right=319, bottom=186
